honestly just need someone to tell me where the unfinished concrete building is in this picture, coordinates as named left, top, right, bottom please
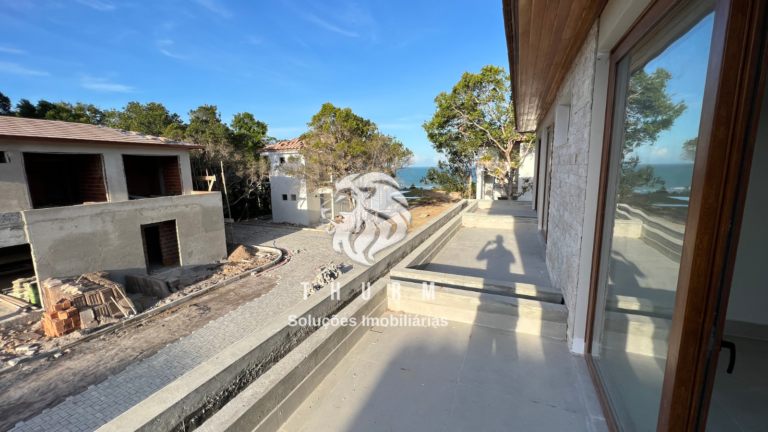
left=0, top=116, right=228, bottom=309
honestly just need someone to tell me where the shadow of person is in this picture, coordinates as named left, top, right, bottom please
left=476, top=234, right=515, bottom=274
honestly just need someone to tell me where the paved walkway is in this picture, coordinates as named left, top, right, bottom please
left=11, top=224, right=347, bottom=432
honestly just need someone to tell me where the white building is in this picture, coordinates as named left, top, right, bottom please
left=260, top=138, right=347, bottom=227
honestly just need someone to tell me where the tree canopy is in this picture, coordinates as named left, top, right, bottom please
left=424, top=65, right=533, bottom=199
left=619, top=67, right=687, bottom=198
left=285, top=103, right=413, bottom=193
left=0, top=91, right=274, bottom=220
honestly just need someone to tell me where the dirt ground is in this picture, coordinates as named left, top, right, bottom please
left=0, top=274, right=278, bottom=432
left=406, top=190, right=460, bottom=232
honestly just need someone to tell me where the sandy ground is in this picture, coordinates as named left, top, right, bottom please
left=406, top=190, right=460, bottom=232
left=0, top=274, right=278, bottom=432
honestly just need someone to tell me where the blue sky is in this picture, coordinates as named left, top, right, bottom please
left=632, top=12, right=714, bottom=166
left=0, top=0, right=509, bottom=167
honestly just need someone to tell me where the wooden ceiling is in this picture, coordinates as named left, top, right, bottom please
left=503, top=0, right=608, bottom=132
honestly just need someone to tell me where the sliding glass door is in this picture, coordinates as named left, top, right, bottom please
left=588, top=1, right=717, bottom=430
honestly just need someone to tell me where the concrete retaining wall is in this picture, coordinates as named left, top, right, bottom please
left=199, top=279, right=389, bottom=432
left=0, top=212, right=26, bottom=248
left=96, top=199, right=469, bottom=432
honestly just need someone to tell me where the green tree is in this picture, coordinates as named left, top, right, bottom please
left=681, top=136, right=698, bottom=161
left=104, top=102, right=184, bottom=136
left=286, top=103, right=413, bottom=196
left=15, top=99, right=37, bottom=118
left=424, top=65, right=532, bottom=200
left=231, top=112, right=272, bottom=156
left=619, top=68, right=687, bottom=198
left=14, top=98, right=105, bottom=124
left=0, top=92, right=11, bottom=116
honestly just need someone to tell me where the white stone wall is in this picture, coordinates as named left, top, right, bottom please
left=544, top=24, right=598, bottom=348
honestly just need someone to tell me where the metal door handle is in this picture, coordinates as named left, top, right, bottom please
left=720, top=340, right=736, bottom=374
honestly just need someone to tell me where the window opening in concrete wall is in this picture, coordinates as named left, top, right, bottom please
left=23, top=152, right=108, bottom=209
left=0, top=151, right=8, bottom=163
left=140, top=220, right=180, bottom=272
left=122, top=155, right=182, bottom=200
left=291, top=194, right=297, bottom=201
left=282, top=194, right=288, bottom=200
left=0, top=244, right=35, bottom=296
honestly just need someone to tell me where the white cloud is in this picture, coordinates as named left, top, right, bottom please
left=654, top=148, right=669, bottom=157
left=0, top=47, right=25, bottom=54
left=156, top=40, right=187, bottom=59
left=191, top=0, right=232, bottom=18
left=159, top=49, right=187, bottom=59
left=77, top=0, right=115, bottom=11
left=411, top=154, right=441, bottom=166
left=303, top=13, right=358, bottom=37
left=0, top=62, right=48, bottom=76
left=81, top=76, right=133, bottom=92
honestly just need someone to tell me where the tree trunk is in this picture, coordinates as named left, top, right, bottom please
left=466, top=174, right=473, bottom=199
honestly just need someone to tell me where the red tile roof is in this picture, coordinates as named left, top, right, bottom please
left=261, top=137, right=306, bottom=152
left=0, top=116, right=203, bottom=149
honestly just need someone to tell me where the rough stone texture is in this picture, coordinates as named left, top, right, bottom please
left=8, top=224, right=351, bottom=432
left=545, top=24, right=598, bottom=349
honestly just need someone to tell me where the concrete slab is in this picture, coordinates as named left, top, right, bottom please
left=280, top=313, right=606, bottom=432
left=425, top=226, right=552, bottom=287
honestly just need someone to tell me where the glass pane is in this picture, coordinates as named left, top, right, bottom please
left=591, top=1, right=716, bottom=431
left=703, top=65, right=768, bottom=431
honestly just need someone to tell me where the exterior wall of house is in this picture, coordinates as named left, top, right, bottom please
left=21, top=192, right=227, bottom=286
left=536, top=24, right=599, bottom=349
left=516, top=147, right=536, bottom=201
left=263, top=151, right=315, bottom=226
left=0, top=139, right=194, bottom=213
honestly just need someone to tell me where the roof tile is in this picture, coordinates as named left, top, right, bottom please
left=0, top=116, right=202, bottom=149
left=261, top=137, right=306, bottom=152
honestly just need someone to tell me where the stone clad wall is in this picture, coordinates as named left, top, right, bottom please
left=545, top=24, right=598, bottom=348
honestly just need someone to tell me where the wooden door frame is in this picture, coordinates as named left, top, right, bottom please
left=582, top=0, right=765, bottom=430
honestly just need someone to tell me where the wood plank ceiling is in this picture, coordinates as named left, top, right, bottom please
left=503, top=0, right=608, bottom=132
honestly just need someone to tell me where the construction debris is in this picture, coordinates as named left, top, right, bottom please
left=39, top=272, right=136, bottom=338
left=306, top=262, right=345, bottom=296
left=1, top=277, right=40, bottom=307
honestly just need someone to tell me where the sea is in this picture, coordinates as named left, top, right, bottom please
left=396, top=166, right=437, bottom=189
left=632, top=163, right=695, bottom=193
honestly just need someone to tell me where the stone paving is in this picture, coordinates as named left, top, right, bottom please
left=10, top=224, right=349, bottom=432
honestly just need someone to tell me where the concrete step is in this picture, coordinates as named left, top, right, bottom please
left=605, top=294, right=674, bottom=319
left=601, top=311, right=671, bottom=358
left=390, top=268, right=564, bottom=304
left=386, top=280, right=568, bottom=340
left=461, top=213, right=537, bottom=229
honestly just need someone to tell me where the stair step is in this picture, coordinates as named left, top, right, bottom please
left=601, top=311, right=671, bottom=358
left=390, top=269, right=563, bottom=304
left=386, top=281, right=568, bottom=340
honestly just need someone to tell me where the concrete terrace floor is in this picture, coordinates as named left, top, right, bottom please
left=7, top=224, right=346, bottom=432
left=280, top=312, right=608, bottom=432
left=425, top=225, right=552, bottom=287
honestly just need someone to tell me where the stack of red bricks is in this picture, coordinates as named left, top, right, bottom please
left=41, top=299, right=81, bottom=338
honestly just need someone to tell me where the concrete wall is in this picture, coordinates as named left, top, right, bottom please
left=22, top=192, right=227, bottom=286
left=0, top=139, right=195, bottom=213
left=517, top=146, right=536, bottom=201
left=263, top=151, right=325, bottom=226
left=538, top=24, right=599, bottom=347
left=0, top=212, right=26, bottom=248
